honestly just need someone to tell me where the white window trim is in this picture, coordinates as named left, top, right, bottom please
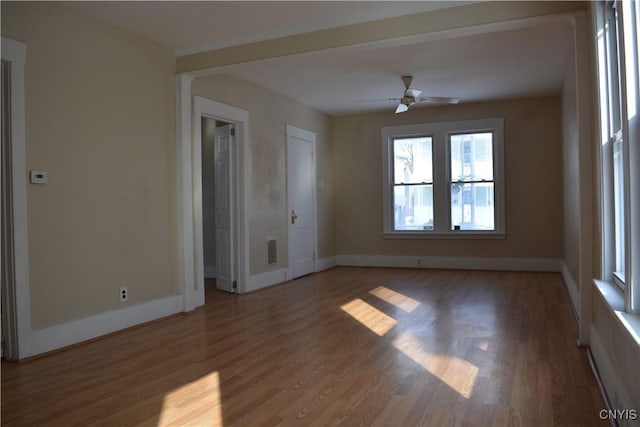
left=382, top=118, right=505, bottom=239
left=594, top=0, right=640, bottom=315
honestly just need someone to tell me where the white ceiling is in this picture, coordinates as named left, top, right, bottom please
left=67, top=1, right=575, bottom=116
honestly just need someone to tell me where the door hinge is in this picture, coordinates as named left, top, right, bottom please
left=230, top=127, right=236, bottom=136
left=232, top=280, right=237, bottom=291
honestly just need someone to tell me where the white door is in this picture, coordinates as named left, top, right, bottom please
left=215, top=125, right=235, bottom=292
left=287, top=125, right=316, bottom=279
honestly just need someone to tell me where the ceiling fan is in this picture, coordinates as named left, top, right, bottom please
left=362, top=76, right=461, bottom=114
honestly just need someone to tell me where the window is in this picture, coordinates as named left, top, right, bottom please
left=450, top=132, right=495, bottom=231
left=595, top=0, right=639, bottom=312
left=392, top=137, right=434, bottom=230
left=382, top=118, right=504, bottom=238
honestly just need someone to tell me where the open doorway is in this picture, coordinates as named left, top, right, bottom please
left=179, top=93, right=248, bottom=309
left=201, top=117, right=233, bottom=300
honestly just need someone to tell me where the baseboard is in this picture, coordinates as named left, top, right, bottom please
left=20, top=294, right=182, bottom=359
left=245, top=268, right=288, bottom=293
left=316, top=256, right=337, bottom=272
left=336, top=254, right=562, bottom=272
left=589, top=325, right=637, bottom=427
left=586, top=348, right=616, bottom=427
left=204, top=265, right=217, bottom=278
left=560, top=261, right=581, bottom=322
left=245, top=258, right=336, bottom=293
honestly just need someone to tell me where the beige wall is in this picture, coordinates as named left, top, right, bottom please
left=192, top=74, right=335, bottom=275
left=562, top=53, right=580, bottom=286
left=335, top=96, right=564, bottom=259
left=1, top=2, right=177, bottom=329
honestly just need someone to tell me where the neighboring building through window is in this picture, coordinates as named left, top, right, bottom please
left=382, top=118, right=504, bottom=238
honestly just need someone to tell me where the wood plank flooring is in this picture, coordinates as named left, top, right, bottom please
left=1, top=267, right=607, bottom=426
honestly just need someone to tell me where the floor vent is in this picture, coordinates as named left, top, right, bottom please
left=267, top=239, right=277, bottom=264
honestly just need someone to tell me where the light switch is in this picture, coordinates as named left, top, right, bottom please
left=30, top=170, right=47, bottom=184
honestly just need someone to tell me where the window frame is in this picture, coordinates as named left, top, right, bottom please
left=382, top=118, right=505, bottom=239
left=594, top=0, right=639, bottom=314
left=596, top=0, right=632, bottom=291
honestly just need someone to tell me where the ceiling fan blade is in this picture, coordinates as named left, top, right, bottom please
left=417, top=97, right=461, bottom=104
left=395, top=103, right=409, bottom=114
left=405, top=88, right=423, bottom=98
left=357, top=98, right=402, bottom=103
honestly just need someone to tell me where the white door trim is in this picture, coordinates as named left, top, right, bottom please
left=191, top=95, right=249, bottom=295
left=1, top=37, right=30, bottom=360
left=286, top=124, right=317, bottom=279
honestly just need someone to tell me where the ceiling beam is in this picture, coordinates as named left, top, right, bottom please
left=176, top=1, right=586, bottom=75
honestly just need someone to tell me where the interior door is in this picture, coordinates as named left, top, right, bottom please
left=214, top=124, right=235, bottom=292
left=287, top=126, right=316, bottom=279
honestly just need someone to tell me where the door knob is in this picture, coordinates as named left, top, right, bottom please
left=291, top=210, right=298, bottom=224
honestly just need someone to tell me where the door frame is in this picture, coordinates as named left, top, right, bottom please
left=286, top=124, right=317, bottom=279
left=176, top=79, right=249, bottom=309
left=1, top=37, right=29, bottom=360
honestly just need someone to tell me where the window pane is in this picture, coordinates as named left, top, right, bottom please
left=394, top=184, right=433, bottom=230
left=613, top=137, right=626, bottom=277
left=450, top=133, right=493, bottom=182
left=451, top=183, right=494, bottom=230
left=393, top=137, right=432, bottom=184
left=606, top=4, right=622, bottom=134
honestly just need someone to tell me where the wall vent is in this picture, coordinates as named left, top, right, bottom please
left=267, top=239, right=277, bottom=264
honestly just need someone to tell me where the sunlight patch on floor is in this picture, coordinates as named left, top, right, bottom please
left=158, top=371, right=222, bottom=426
left=369, top=286, right=421, bottom=313
left=341, top=298, right=398, bottom=336
left=392, top=332, right=479, bottom=399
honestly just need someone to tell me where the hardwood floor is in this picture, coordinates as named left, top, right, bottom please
left=2, top=267, right=606, bottom=426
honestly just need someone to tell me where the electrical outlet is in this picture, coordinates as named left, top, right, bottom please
left=119, top=287, right=128, bottom=302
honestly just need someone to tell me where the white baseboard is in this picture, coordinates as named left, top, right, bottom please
left=589, top=325, right=636, bottom=427
left=204, top=265, right=217, bottom=278
left=560, top=261, right=580, bottom=321
left=246, top=268, right=288, bottom=293
left=336, top=254, right=562, bottom=272
left=21, top=294, right=182, bottom=359
left=316, top=256, right=337, bottom=272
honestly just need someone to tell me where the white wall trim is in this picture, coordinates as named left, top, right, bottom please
left=589, top=325, right=636, bottom=427
left=246, top=268, right=288, bottom=293
left=316, top=256, right=337, bottom=272
left=21, top=295, right=182, bottom=359
left=175, top=75, right=199, bottom=312
left=1, top=37, right=31, bottom=360
left=573, top=11, right=595, bottom=345
left=336, top=254, right=562, bottom=272
left=560, top=261, right=581, bottom=321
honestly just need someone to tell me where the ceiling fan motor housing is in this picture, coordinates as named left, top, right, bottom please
left=401, top=95, right=415, bottom=105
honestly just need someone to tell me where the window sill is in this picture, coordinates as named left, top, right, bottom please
left=383, top=231, right=505, bottom=240
left=593, top=279, right=640, bottom=346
